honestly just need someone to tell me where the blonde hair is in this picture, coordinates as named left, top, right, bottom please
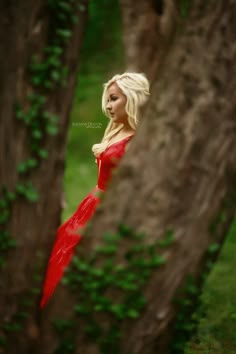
left=92, top=72, right=150, bottom=157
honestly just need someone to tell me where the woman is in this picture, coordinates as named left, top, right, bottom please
left=40, top=72, right=150, bottom=308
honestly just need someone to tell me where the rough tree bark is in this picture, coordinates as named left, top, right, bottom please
left=119, top=0, right=181, bottom=79
left=40, top=0, right=236, bottom=353
left=0, top=1, right=88, bottom=353
left=85, top=1, right=236, bottom=352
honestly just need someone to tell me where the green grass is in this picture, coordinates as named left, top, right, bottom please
left=186, top=220, right=236, bottom=354
left=62, top=154, right=97, bottom=221
left=61, top=85, right=105, bottom=221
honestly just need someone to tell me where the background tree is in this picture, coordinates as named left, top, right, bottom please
left=0, top=1, right=88, bottom=353
left=119, top=0, right=181, bottom=78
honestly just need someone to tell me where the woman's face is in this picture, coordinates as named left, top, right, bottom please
left=106, top=83, right=128, bottom=123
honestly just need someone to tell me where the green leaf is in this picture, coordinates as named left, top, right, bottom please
left=0, top=198, right=7, bottom=208
left=127, top=309, right=139, bottom=319
left=24, top=183, right=39, bottom=202
left=37, top=149, right=48, bottom=159
left=46, top=124, right=58, bottom=135
left=0, top=210, right=10, bottom=224
left=15, top=108, right=24, bottom=120
left=71, top=15, right=79, bottom=24
left=51, top=70, right=60, bottom=82
left=150, top=255, right=166, bottom=267
left=31, top=76, right=42, bottom=86
left=6, top=192, right=16, bottom=201
left=58, top=1, right=73, bottom=12
left=56, top=29, right=72, bottom=39
left=44, top=46, right=63, bottom=55
left=17, top=163, right=28, bottom=173
left=32, top=130, right=42, bottom=140
left=77, top=4, right=86, bottom=12
left=118, top=223, right=133, bottom=236
left=0, top=335, right=7, bottom=346
left=157, top=229, right=175, bottom=247
left=208, top=243, right=220, bottom=254
left=27, top=158, right=38, bottom=168
left=16, top=184, right=26, bottom=195
left=43, top=80, right=53, bottom=89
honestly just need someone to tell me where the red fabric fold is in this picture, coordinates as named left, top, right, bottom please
left=40, top=135, right=134, bottom=308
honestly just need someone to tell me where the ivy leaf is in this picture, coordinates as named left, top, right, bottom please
left=27, top=158, right=38, bottom=168
left=37, top=149, right=48, bottom=159
left=56, top=29, right=72, bottom=39
left=150, top=255, right=166, bottom=267
left=58, top=1, right=73, bottom=13
left=17, top=163, right=28, bottom=174
left=31, top=76, right=42, bottom=86
left=24, top=183, right=39, bottom=202
left=0, top=210, right=10, bottom=224
left=46, top=124, right=58, bottom=135
left=32, top=130, right=42, bottom=140
left=43, top=80, right=53, bottom=89
left=208, top=243, right=220, bottom=254
left=127, top=309, right=139, bottom=319
left=51, top=70, right=60, bottom=82
left=0, top=198, right=7, bottom=208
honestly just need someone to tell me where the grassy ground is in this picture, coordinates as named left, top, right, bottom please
left=62, top=76, right=106, bottom=221
left=185, top=220, right=236, bottom=354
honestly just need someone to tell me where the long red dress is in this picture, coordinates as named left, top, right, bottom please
left=40, top=134, right=134, bottom=308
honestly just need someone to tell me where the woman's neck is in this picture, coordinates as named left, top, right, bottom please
left=120, top=124, right=135, bottom=135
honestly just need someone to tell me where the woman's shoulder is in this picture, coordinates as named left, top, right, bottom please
left=107, top=132, right=135, bottom=148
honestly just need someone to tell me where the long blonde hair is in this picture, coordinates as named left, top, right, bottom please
left=92, top=72, right=150, bottom=157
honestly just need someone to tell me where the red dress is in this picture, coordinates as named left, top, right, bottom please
left=40, top=135, right=134, bottom=308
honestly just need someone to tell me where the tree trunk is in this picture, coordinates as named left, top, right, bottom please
left=119, top=0, right=181, bottom=79
left=40, top=1, right=236, bottom=353
left=0, top=1, right=88, bottom=353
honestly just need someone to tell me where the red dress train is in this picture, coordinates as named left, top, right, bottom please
left=40, top=135, right=134, bottom=308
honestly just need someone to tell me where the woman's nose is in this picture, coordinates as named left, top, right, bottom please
left=106, top=102, right=111, bottom=110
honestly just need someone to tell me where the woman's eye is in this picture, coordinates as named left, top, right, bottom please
left=107, top=97, right=117, bottom=103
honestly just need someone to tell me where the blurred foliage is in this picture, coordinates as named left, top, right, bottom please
left=67, top=0, right=124, bottom=158
left=63, top=0, right=124, bottom=218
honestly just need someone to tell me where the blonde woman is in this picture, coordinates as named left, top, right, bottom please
left=40, top=72, right=150, bottom=308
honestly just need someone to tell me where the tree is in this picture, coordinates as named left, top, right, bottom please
left=38, top=0, right=236, bottom=353
left=0, top=1, right=88, bottom=353
left=119, top=0, right=181, bottom=78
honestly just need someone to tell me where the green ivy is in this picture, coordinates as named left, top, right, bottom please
left=53, top=224, right=174, bottom=354
left=0, top=0, right=81, bottom=350
left=0, top=0, right=80, bottom=267
left=168, top=275, right=205, bottom=354
left=168, top=186, right=236, bottom=354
